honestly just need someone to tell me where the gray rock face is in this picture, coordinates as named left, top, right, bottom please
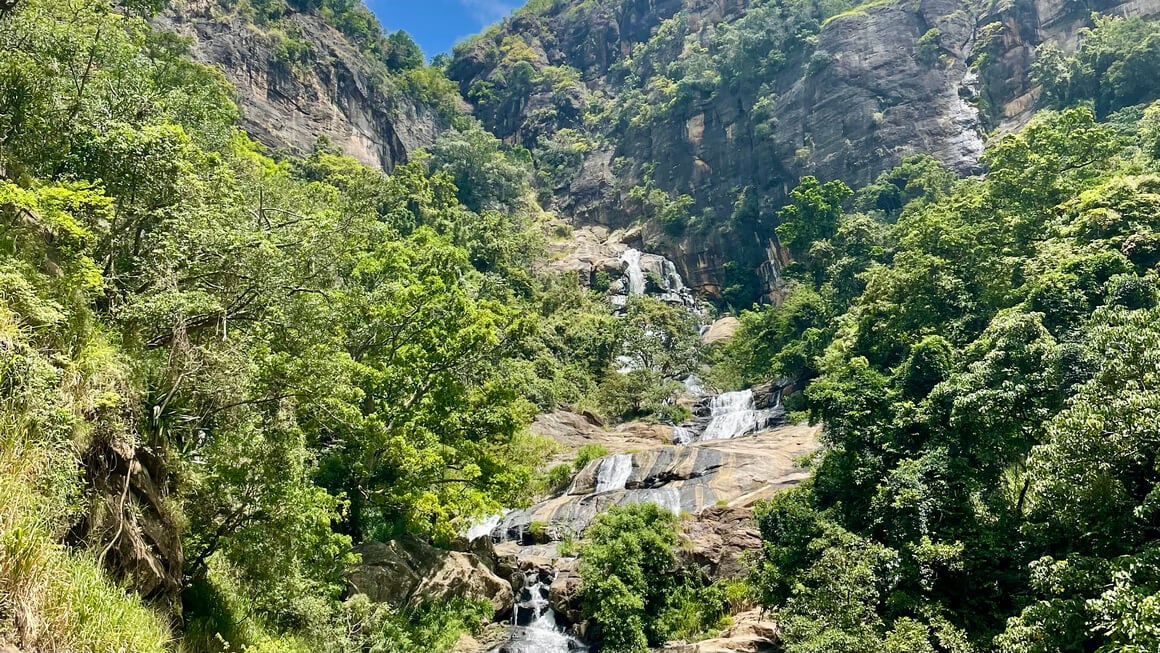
left=678, top=505, right=763, bottom=579
left=71, top=433, right=183, bottom=613
left=348, top=536, right=515, bottom=619
left=157, top=1, right=447, bottom=171
left=449, top=0, right=1160, bottom=299
left=490, top=423, right=819, bottom=543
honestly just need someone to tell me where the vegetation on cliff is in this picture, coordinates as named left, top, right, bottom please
left=0, top=0, right=690, bottom=650
left=448, top=0, right=900, bottom=307
left=2, top=0, right=1160, bottom=652
left=731, top=101, right=1160, bottom=652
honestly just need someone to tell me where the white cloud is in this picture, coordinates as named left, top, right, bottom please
left=458, top=0, right=519, bottom=26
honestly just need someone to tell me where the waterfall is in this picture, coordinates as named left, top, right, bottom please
left=661, top=257, right=685, bottom=292
left=620, top=248, right=646, bottom=295
left=492, top=570, right=587, bottom=653
left=611, top=246, right=698, bottom=311
left=672, top=426, right=696, bottom=445
left=699, top=389, right=782, bottom=441
left=594, top=454, right=633, bottom=493
left=465, top=511, right=507, bottom=542
left=683, top=374, right=704, bottom=395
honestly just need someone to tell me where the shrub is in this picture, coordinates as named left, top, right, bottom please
left=557, top=535, right=578, bottom=557
left=591, top=269, right=612, bottom=293
left=528, top=520, right=551, bottom=543
left=574, top=444, right=610, bottom=471
left=916, top=28, right=942, bottom=65
left=546, top=463, right=574, bottom=493
left=579, top=504, right=733, bottom=652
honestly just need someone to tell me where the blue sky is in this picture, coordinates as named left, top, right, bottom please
left=365, top=0, right=521, bottom=57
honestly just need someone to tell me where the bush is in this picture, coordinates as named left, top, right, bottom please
left=916, top=28, right=941, bottom=65
left=545, top=463, right=575, bottom=493
left=591, top=269, right=612, bottom=292
left=528, top=520, right=551, bottom=543
left=579, top=504, right=733, bottom=652
left=322, top=594, right=491, bottom=653
left=557, top=535, right=578, bottom=557
left=574, top=444, right=610, bottom=471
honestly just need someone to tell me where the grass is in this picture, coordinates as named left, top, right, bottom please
left=556, top=534, right=578, bottom=557
left=0, top=425, right=171, bottom=652
left=51, top=553, right=172, bottom=653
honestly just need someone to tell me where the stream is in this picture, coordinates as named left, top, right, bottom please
left=491, top=570, right=588, bottom=653
left=486, top=245, right=782, bottom=650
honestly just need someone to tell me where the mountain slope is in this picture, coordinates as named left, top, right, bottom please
left=448, top=0, right=1160, bottom=304
left=157, top=0, right=462, bottom=170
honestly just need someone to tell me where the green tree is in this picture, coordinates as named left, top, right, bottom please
left=774, top=176, right=853, bottom=259
left=385, top=30, right=423, bottom=71
left=579, top=503, right=728, bottom=651
left=1033, top=15, right=1160, bottom=117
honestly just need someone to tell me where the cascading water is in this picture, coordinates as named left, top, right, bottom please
left=683, top=374, right=705, bottom=395
left=613, top=247, right=697, bottom=308
left=465, top=511, right=508, bottom=541
left=698, top=389, right=783, bottom=441
left=661, top=257, right=685, bottom=292
left=672, top=425, right=696, bottom=445
left=594, top=454, right=633, bottom=493
left=620, top=248, right=646, bottom=295
left=490, top=244, right=790, bottom=647
left=491, top=570, right=587, bottom=653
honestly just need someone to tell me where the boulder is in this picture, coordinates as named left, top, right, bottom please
left=751, top=383, right=783, bottom=410
left=449, top=624, right=510, bottom=653
left=660, top=610, right=779, bottom=652
left=702, top=317, right=740, bottom=345
left=547, top=558, right=584, bottom=625
left=679, top=506, right=762, bottom=579
left=347, top=535, right=514, bottom=619
left=617, top=421, right=677, bottom=443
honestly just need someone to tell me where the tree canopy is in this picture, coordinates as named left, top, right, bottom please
left=734, top=104, right=1160, bottom=653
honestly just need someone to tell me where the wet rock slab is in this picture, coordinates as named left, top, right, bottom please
left=492, top=424, right=819, bottom=542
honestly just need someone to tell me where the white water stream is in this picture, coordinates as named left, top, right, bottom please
left=698, top=389, right=782, bottom=441
left=620, top=248, right=646, bottom=295
left=492, top=570, right=587, bottom=652
left=594, top=454, right=633, bottom=493
left=624, top=487, right=682, bottom=515
left=465, top=511, right=508, bottom=542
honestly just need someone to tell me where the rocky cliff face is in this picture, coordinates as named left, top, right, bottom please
left=68, top=432, right=183, bottom=615
left=493, top=423, right=815, bottom=542
left=449, top=0, right=1160, bottom=301
left=157, top=0, right=448, bottom=171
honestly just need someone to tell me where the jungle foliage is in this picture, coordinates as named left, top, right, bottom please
left=0, top=0, right=686, bottom=650
left=578, top=504, right=737, bottom=652
left=728, top=102, right=1160, bottom=652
